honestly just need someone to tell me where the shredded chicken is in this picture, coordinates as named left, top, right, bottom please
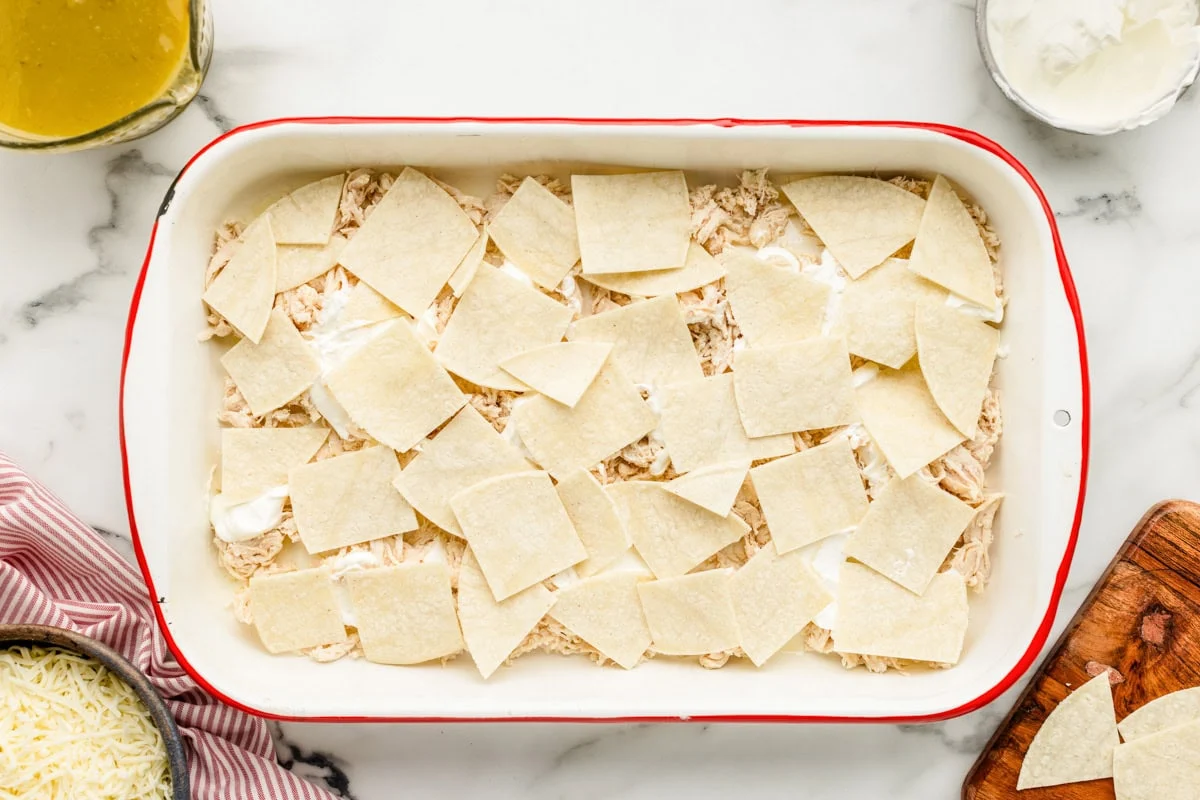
left=967, top=388, right=1003, bottom=468
left=689, top=169, right=792, bottom=254
left=887, top=176, right=932, bottom=199
left=214, top=530, right=284, bottom=580
left=334, top=168, right=395, bottom=236
left=274, top=266, right=353, bottom=332
left=430, top=176, right=487, bottom=226
left=507, top=617, right=615, bottom=666
left=303, top=633, right=363, bottom=663
left=313, top=428, right=373, bottom=461
left=467, top=387, right=520, bottom=433
left=485, top=173, right=572, bottom=220
left=948, top=494, right=1005, bottom=591
left=217, top=377, right=321, bottom=429
left=598, top=432, right=673, bottom=483
left=199, top=221, right=247, bottom=340
left=681, top=281, right=739, bottom=376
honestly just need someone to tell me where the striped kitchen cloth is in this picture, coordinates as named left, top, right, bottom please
left=0, top=453, right=336, bottom=799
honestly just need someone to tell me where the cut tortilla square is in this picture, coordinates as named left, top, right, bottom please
left=274, top=235, right=347, bottom=292
left=337, top=167, right=480, bottom=316
left=914, top=303, right=1000, bottom=438
left=856, top=362, right=965, bottom=478
left=568, top=294, right=703, bottom=388
left=202, top=216, right=277, bottom=343
left=723, top=250, right=830, bottom=346
left=833, top=257, right=947, bottom=369
left=554, top=469, right=630, bottom=577
left=1113, top=719, right=1200, bottom=800
left=907, top=175, right=997, bottom=308
left=832, top=562, right=968, bottom=664
left=664, top=460, right=750, bottom=518
left=579, top=242, right=725, bottom=297
left=265, top=174, right=344, bottom=245
left=498, top=341, right=612, bottom=407
left=572, top=171, right=691, bottom=274
left=436, top=264, right=574, bottom=390
left=658, top=373, right=794, bottom=474
left=337, top=280, right=404, bottom=326
left=607, top=481, right=748, bottom=579
left=729, top=542, right=833, bottom=666
left=249, top=568, right=346, bottom=654
left=487, top=177, right=580, bottom=289
left=510, top=360, right=657, bottom=477
left=550, top=572, right=653, bottom=669
left=1017, top=672, right=1119, bottom=790
left=447, top=229, right=489, bottom=297
left=220, top=426, right=329, bottom=504
left=781, top=176, right=925, bottom=279
left=450, top=471, right=586, bottom=601
left=733, top=337, right=856, bottom=437
left=637, top=569, right=740, bottom=656
left=344, top=563, right=464, bottom=665
left=220, top=309, right=321, bottom=417
left=290, top=446, right=419, bottom=554
left=750, top=438, right=868, bottom=554
left=457, top=547, right=555, bottom=679
left=843, top=474, right=976, bottom=595
left=1119, top=687, right=1200, bottom=742
left=393, top=406, right=532, bottom=537
left=324, top=320, right=466, bottom=452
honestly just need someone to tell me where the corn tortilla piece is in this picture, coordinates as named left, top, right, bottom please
left=658, top=373, right=794, bottom=474
left=914, top=303, right=1000, bottom=438
left=637, top=569, right=740, bottom=656
left=487, top=177, right=581, bottom=289
left=549, top=572, right=653, bottom=669
left=568, top=294, right=703, bottom=388
left=447, top=229, right=489, bottom=297
left=572, top=171, right=691, bottom=275
left=450, top=471, right=586, bottom=601
left=578, top=242, right=725, bottom=297
left=554, top=469, right=631, bottom=578
left=781, top=176, right=925, bottom=279
left=1113, top=719, right=1200, bottom=800
left=832, top=562, right=968, bottom=664
left=457, top=548, right=555, bottom=679
left=1118, top=688, right=1200, bottom=742
left=324, top=320, right=466, bottom=452
left=220, top=427, right=329, bottom=504
left=664, top=460, right=750, bottom=518
left=729, top=542, right=833, bottom=666
left=749, top=438, right=868, bottom=554
left=274, top=235, right=347, bottom=292
left=733, top=337, right=857, bottom=437
left=249, top=568, right=346, bottom=654
left=855, top=361, right=965, bottom=478
left=265, top=174, right=344, bottom=245
left=1017, top=673, right=1120, bottom=790
left=436, top=264, right=574, bottom=391
left=833, top=257, right=947, bottom=369
left=338, top=167, right=479, bottom=316
left=723, top=250, right=829, bottom=346
left=608, top=481, right=748, bottom=579
left=907, top=175, right=997, bottom=308
left=220, top=309, right=321, bottom=417
left=203, top=215, right=277, bottom=343
left=345, top=563, right=464, bottom=665
left=498, top=341, right=612, bottom=408
left=337, top=280, right=404, bottom=326
left=289, top=446, right=418, bottom=554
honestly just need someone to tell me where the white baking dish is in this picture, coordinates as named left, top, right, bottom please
left=121, top=118, right=1088, bottom=722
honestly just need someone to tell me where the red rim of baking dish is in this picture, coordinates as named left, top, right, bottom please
left=120, top=116, right=1090, bottom=724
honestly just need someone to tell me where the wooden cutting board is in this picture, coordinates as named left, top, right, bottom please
left=963, top=500, right=1200, bottom=799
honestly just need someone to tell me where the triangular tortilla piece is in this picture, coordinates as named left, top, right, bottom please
left=510, top=360, right=657, bottom=477
left=202, top=216, right=277, bottom=343
left=393, top=406, right=532, bottom=537
left=915, top=303, right=999, bottom=438
left=220, top=427, right=329, bottom=503
left=750, top=438, right=868, bottom=554
left=658, top=373, right=794, bottom=474
left=265, top=174, right=344, bottom=245
left=220, top=309, right=321, bottom=417
left=723, top=250, right=829, bottom=346
left=568, top=294, right=703, bottom=388
left=730, top=542, right=833, bottom=666
left=324, top=320, right=466, bottom=452
left=337, top=280, right=404, bottom=326
left=637, top=569, right=740, bottom=655
left=664, top=460, right=750, bottom=517
left=733, top=337, right=856, bottom=437
left=436, top=264, right=574, bottom=390
left=498, top=342, right=612, bottom=408
left=1017, top=673, right=1120, bottom=790
left=834, top=257, right=948, bottom=369
left=1113, top=719, right=1200, bottom=800
left=843, top=474, right=976, bottom=594
left=856, top=362, right=966, bottom=478
left=554, top=469, right=630, bottom=577
left=457, top=548, right=555, bottom=679
left=487, top=177, right=580, bottom=289
left=1119, top=688, right=1200, bottom=741
left=449, top=471, right=586, bottom=601
left=572, top=171, right=691, bottom=275
left=337, top=168, right=479, bottom=316
left=832, top=562, right=968, bottom=664
left=289, top=446, right=418, bottom=554
left=249, top=568, right=347, bottom=654
left=578, top=242, right=725, bottom=297
left=344, top=563, right=464, bottom=665
left=448, top=229, right=489, bottom=297
left=607, top=481, right=749, bottom=579
left=550, top=572, right=653, bottom=669
left=274, top=235, right=347, bottom=292
left=907, top=175, right=997, bottom=308
left=781, top=176, right=925, bottom=279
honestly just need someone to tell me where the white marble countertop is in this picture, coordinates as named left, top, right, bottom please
left=3, top=0, right=1199, bottom=796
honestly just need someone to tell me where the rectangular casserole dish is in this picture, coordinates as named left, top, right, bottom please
left=121, top=118, right=1088, bottom=722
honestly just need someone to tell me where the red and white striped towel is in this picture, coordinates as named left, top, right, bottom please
left=0, top=453, right=336, bottom=799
